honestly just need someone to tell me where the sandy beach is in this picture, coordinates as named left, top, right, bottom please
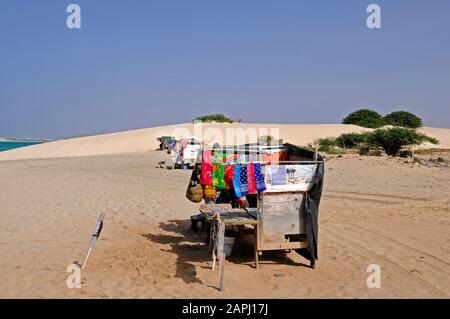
left=0, top=123, right=449, bottom=298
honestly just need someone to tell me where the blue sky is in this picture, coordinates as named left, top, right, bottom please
left=1, top=0, right=449, bottom=139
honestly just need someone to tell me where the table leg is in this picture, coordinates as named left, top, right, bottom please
left=254, top=224, right=259, bottom=269
left=206, top=222, right=211, bottom=245
left=218, top=222, right=225, bottom=291
left=211, top=222, right=216, bottom=270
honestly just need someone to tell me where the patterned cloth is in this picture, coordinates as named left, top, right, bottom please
left=233, top=164, right=241, bottom=197
left=247, top=164, right=257, bottom=194
left=213, top=151, right=225, bottom=163
left=264, top=150, right=288, bottom=165
left=239, top=164, right=249, bottom=196
left=212, top=163, right=226, bottom=189
left=254, top=163, right=266, bottom=192
left=224, top=164, right=234, bottom=190
left=233, top=164, right=247, bottom=197
left=224, top=153, right=240, bottom=165
left=200, top=151, right=213, bottom=185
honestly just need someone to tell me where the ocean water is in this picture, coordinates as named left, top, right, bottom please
left=0, top=141, right=43, bottom=152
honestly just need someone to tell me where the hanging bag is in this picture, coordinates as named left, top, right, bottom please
left=186, top=181, right=204, bottom=203
left=186, top=166, right=204, bottom=203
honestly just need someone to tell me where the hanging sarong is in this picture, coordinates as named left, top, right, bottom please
left=233, top=165, right=243, bottom=197
left=213, top=151, right=225, bottom=164
left=200, top=151, right=213, bottom=185
left=247, top=164, right=257, bottom=194
left=224, top=164, right=234, bottom=190
left=239, top=164, right=249, bottom=196
left=254, top=163, right=266, bottom=192
left=212, top=163, right=226, bottom=189
left=264, top=150, right=287, bottom=165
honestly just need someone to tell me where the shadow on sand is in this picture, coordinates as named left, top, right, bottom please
left=141, top=219, right=309, bottom=287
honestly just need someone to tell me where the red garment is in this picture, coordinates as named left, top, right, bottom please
left=247, top=164, right=256, bottom=194
left=224, top=164, right=234, bottom=190
left=200, top=151, right=213, bottom=185
left=264, top=150, right=287, bottom=165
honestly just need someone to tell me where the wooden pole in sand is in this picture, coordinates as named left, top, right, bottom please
left=217, top=221, right=226, bottom=291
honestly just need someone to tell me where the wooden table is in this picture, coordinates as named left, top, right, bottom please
left=199, top=206, right=259, bottom=291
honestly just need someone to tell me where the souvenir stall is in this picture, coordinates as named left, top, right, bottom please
left=169, top=140, right=183, bottom=168
left=168, top=137, right=201, bottom=169
left=186, top=143, right=325, bottom=291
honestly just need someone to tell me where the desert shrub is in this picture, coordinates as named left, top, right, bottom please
left=314, top=137, right=338, bottom=153
left=336, top=132, right=369, bottom=148
left=258, top=135, right=275, bottom=145
left=366, top=127, right=438, bottom=156
left=193, top=114, right=234, bottom=123
left=383, top=111, right=423, bottom=128
left=342, top=109, right=384, bottom=128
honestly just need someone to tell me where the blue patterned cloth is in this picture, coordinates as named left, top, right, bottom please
left=233, top=164, right=249, bottom=197
left=233, top=164, right=243, bottom=197
left=239, top=164, right=249, bottom=196
left=254, top=163, right=266, bottom=192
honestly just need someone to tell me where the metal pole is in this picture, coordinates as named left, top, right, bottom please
left=82, top=213, right=105, bottom=269
left=82, top=248, right=92, bottom=269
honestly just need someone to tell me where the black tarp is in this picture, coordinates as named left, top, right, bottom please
left=282, top=143, right=324, bottom=267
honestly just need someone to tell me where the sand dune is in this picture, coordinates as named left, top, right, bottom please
left=1, top=123, right=449, bottom=161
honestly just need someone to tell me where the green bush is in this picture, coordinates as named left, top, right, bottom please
left=383, top=111, right=423, bottom=128
left=366, top=127, right=438, bottom=156
left=342, top=109, right=384, bottom=128
left=193, top=114, right=234, bottom=123
left=314, top=137, right=338, bottom=153
left=258, top=135, right=275, bottom=145
left=336, top=132, right=369, bottom=148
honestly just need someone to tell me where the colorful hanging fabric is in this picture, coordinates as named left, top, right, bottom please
left=212, top=164, right=219, bottom=187
left=224, top=164, right=234, bottom=190
left=212, top=163, right=226, bottom=189
left=233, top=164, right=243, bottom=197
left=254, top=163, right=266, bottom=192
left=200, top=151, right=213, bottom=185
left=249, top=153, right=257, bottom=163
left=225, top=153, right=240, bottom=165
left=239, top=164, right=249, bottom=196
left=247, top=164, right=257, bottom=194
left=213, top=151, right=225, bottom=164
left=264, top=150, right=288, bottom=165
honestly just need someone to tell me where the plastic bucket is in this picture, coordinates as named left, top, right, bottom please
left=223, top=236, right=235, bottom=257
